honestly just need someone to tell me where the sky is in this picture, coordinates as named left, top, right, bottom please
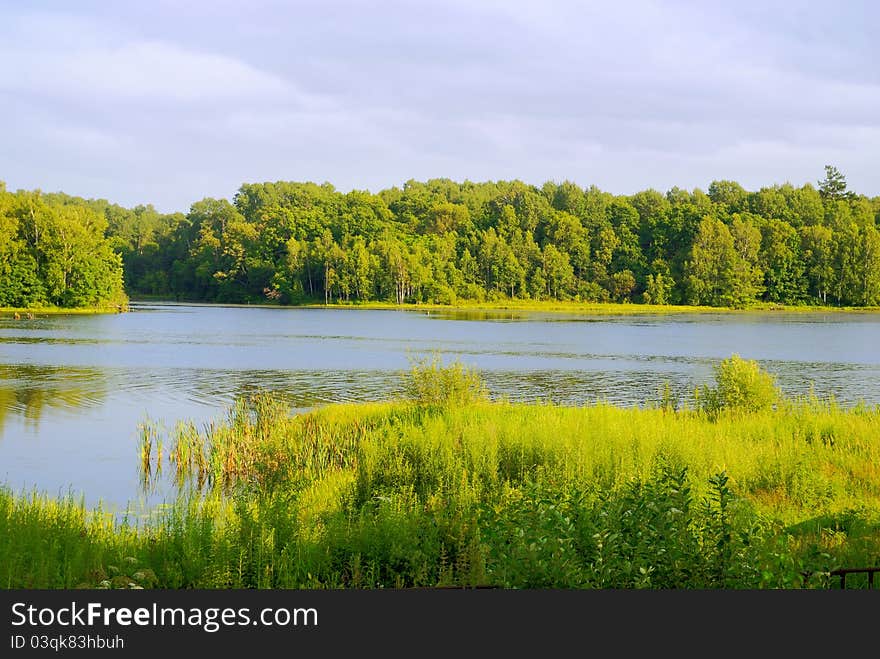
left=1, top=0, right=878, bottom=213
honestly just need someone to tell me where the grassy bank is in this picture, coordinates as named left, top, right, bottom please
left=128, top=297, right=880, bottom=315
left=1, top=303, right=129, bottom=318
left=306, top=300, right=880, bottom=316
left=2, top=359, right=879, bottom=589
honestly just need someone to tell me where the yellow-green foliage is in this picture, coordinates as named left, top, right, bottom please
left=697, top=354, right=782, bottom=415
left=303, top=300, right=880, bottom=315
left=335, top=399, right=880, bottom=521
left=402, top=355, right=489, bottom=406
left=171, top=390, right=880, bottom=523
left=4, top=373, right=880, bottom=588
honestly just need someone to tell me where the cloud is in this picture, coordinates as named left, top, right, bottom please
left=0, top=39, right=301, bottom=107
left=0, top=1, right=878, bottom=211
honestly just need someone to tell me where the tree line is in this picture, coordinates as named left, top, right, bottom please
left=2, top=166, right=879, bottom=309
left=0, top=182, right=125, bottom=308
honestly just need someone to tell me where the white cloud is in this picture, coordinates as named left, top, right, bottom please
left=0, top=1, right=878, bottom=210
left=1, top=41, right=299, bottom=104
left=0, top=12, right=324, bottom=108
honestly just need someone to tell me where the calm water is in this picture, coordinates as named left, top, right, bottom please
left=1, top=303, right=879, bottom=509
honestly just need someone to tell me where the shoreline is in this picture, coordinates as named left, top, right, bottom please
left=1, top=304, right=128, bottom=318
left=127, top=298, right=880, bottom=315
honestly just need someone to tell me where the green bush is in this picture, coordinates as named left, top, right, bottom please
left=402, top=355, right=489, bottom=406
left=697, top=354, right=782, bottom=415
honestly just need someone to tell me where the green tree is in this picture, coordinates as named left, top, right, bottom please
left=0, top=211, right=45, bottom=306
left=643, top=260, right=674, bottom=305
left=729, top=216, right=765, bottom=304
left=8, top=174, right=880, bottom=311
left=423, top=202, right=469, bottom=235
left=857, top=224, right=880, bottom=305
left=759, top=218, right=804, bottom=303
left=343, top=236, right=374, bottom=301
left=3, top=192, right=124, bottom=308
left=542, top=211, right=591, bottom=284
left=818, top=165, right=849, bottom=201
left=542, top=244, right=574, bottom=300
left=799, top=224, right=833, bottom=304
left=685, top=216, right=761, bottom=308
left=708, top=180, right=748, bottom=214
left=315, top=229, right=345, bottom=303
left=610, top=270, right=636, bottom=302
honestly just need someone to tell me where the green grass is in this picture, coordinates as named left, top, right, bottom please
left=302, top=300, right=728, bottom=314
left=129, top=296, right=880, bottom=315
left=1, top=303, right=129, bottom=317
left=2, top=360, right=880, bottom=589
left=297, top=300, right=880, bottom=315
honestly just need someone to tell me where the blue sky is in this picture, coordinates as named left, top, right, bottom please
left=1, top=0, right=878, bottom=212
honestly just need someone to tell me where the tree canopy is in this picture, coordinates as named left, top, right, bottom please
left=0, top=186, right=126, bottom=308
left=3, top=167, right=878, bottom=309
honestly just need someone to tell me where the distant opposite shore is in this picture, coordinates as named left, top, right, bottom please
left=1, top=302, right=128, bottom=317
left=111, top=297, right=880, bottom=316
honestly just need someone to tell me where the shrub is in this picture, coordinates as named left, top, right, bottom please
left=403, top=355, right=489, bottom=406
left=697, top=354, right=782, bottom=415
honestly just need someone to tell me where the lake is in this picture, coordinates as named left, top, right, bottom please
left=1, top=303, right=878, bottom=509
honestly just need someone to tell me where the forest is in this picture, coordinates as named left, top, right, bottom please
left=0, top=181, right=126, bottom=308
left=2, top=166, right=879, bottom=309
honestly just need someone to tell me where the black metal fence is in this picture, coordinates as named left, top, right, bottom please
left=829, top=567, right=880, bottom=589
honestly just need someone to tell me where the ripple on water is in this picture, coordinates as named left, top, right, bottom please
left=2, top=306, right=880, bottom=509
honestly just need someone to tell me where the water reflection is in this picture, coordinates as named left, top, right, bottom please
left=0, top=364, right=108, bottom=433
left=413, top=309, right=530, bottom=322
